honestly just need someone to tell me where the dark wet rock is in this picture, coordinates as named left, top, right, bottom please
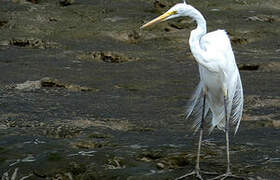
left=59, top=0, right=74, bottom=6
left=13, top=77, right=98, bottom=92
left=154, top=0, right=174, bottom=10
left=43, top=125, right=82, bottom=138
left=139, top=150, right=164, bottom=161
left=26, top=0, right=39, bottom=3
left=72, top=140, right=113, bottom=149
left=9, top=38, right=59, bottom=49
left=230, top=36, right=248, bottom=45
left=105, top=157, right=125, bottom=169
left=238, top=63, right=259, bottom=71
left=79, top=51, right=140, bottom=63
left=48, top=17, right=59, bottom=22
left=246, top=15, right=275, bottom=23
left=154, top=0, right=167, bottom=9
left=41, top=77, right=97, bottom=92
left=126, top=30, right=141, bottom=43
left=238, top=62, right=280, bottom=72
left=0, top=20, right=8, bottom=28
left=40, top=77, right=65, bottom=88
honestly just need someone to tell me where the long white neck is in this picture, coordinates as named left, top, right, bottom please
left=188, top=7, right=208, bottom=68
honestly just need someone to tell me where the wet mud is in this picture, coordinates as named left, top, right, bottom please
left=0, top=0, right=280, bottom=179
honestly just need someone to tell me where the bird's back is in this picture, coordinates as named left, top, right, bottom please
left=201, top=29, right=232, bottom=56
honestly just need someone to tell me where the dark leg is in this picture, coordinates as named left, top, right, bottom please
left=195, top=93, right=206, bottom=172
left=225, top=93, right=231, bottom=174
left=209, top=91, right=245, bottom=180
left=176, top=93, right=216, bottom=180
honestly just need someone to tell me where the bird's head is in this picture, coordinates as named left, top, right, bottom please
left=140, top=1, right=193, bottom=29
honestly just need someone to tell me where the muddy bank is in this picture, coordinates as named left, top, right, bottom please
left=0, top=0, right=280, bottom=179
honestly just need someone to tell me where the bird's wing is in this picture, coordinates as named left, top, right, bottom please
left=230, top=73, right=243, bottom=134
left=200, top=29, right=232, bottom=55
left=200, top=29, right=236, bottom=71
left=200, top=29, right=243, bottom=134
left=185, top=81, right=210, bottom=133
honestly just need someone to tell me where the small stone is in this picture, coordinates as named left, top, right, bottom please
left=0, top=124, right=8, bottom=130
left=140, top=157, right=151, bottom=162
left=156, top=162, right=165, bottom=169
left=15, top=80, right=41, bottom=91
left=272, top=120, right=280, bottom=128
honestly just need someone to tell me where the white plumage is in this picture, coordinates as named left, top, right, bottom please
left=186, top=29, right=243, bottom=134
left=141, top=1, right=244, bottom=179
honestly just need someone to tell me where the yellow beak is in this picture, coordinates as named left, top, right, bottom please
left=140, top=11, right=177, bottom=29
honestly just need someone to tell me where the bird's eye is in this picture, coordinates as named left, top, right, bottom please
left=171, top=11, right=178, bottom=15
left=168, top=10, right=177, bottom=16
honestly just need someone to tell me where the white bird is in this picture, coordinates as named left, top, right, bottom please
left=141, top=1, right=244, bottom=180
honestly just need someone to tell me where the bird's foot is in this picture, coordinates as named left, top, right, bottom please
left=208, top=171, right=246, bottom=180
left=175, top=169, right=217, bottom=180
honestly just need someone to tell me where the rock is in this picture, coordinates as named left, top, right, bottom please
left=72, top=140, right=111, bottom=149
left=154, top=0, right=173, bottom=9
left=156, top=162, right=165, bottom=169
left=91, top=51, right=139, bottom=63
left=246, top=15, right=275, bottom=23
left=59, top=0, right=75, bottom=6
left=272, top=120, right=280, bottom=128
left=0, top=20, right=8, bottom=28
left=40, top=77, right=98, bottom=92
left=9, top=38, right=59, bottom=49
left=15, top=80, right=41, bottom=91
left=0, top=124, right=8, bottom=130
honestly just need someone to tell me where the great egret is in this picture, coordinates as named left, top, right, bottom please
left=141, top=1, right=244, bottom=180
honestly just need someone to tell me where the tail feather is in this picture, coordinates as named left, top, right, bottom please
left=185, top=82, right=209, bottom=133
left=185, top=75, right=243, bottom=134
left=230, top=74, right=243, bottom=134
